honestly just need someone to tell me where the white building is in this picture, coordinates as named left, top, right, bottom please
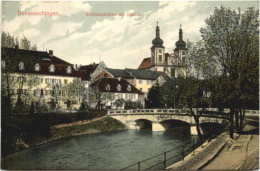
left=1, top=46, right=89, bottom=111
left=90, top=77, right=145, bottom=109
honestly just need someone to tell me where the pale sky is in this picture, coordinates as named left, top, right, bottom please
left=1, top=1, right=259, bottom=69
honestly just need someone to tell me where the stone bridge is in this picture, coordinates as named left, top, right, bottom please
left=107, top=108, right=259, bottom=135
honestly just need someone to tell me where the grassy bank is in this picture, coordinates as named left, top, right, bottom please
left=49, top=116, right=127, bottom=141
left=23, top=116, right=127, bottom=147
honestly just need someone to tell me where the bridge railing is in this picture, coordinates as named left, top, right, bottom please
left=107, top=108, right=259, bottom=117
left=107, top=108, right=229, bottom=116
left=107, top=108, right=191, bottom=115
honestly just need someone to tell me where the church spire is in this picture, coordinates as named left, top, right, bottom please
left=174, top=24, right=187, bottom=52
left=156, top=22, right=160, bottom=38
left=151, top=22, right=164, bottom=49
left=179, top=24, right=183, bottom=40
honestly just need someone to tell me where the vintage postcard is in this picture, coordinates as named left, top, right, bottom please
left=1, top=1, right=259, bottom=170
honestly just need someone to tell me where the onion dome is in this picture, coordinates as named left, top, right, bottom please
left=174, top=25, right=187, bottom=52
left=151, top=22, right=164, bottom=49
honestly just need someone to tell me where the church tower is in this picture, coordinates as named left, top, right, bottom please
left=173, top=25, right=188, bottom=77
left=151, top=22, right=165, bottom=68
left=174, top=25, right=187, bottom=64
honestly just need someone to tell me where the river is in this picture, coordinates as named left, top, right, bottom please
left=2, top=128, right=198, bottom=170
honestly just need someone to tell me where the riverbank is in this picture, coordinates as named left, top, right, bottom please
left=3, top=116, right=127, bottom=158
left=167, top=121, right=259, bottom=170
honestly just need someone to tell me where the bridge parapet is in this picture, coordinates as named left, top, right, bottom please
left=107, top=108, right=190, bottom=115
left=107, top=108, right=259, bottom=117
left=107, top=108, right=227, bottom=115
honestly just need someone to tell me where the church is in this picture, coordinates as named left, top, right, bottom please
left=138, top=23, right=188, bottom=78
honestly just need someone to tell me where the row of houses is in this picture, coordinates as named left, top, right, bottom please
left=1, top=24, right=188, bottom=111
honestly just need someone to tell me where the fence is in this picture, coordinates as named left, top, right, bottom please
left=121, top=125, right=226, bottom=170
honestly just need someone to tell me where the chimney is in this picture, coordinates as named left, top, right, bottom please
left=49, top=50, right=53, bottom=57
left=75, top=64, right=78, bottom=70
left=15, top=45, right=19, bottom=49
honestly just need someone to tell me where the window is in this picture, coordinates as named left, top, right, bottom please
left=159, top=49, right=162, bottom=53
left=66, top=66, right=72, bottom=74
left=49, top=64, right=55, bottom=72
left=8, top=76, right=14, bottom=81
left=127, top=85, right=131, bottom=91
left=182, top=57, right=186, bottom=63
left=19, top=62, right=24, bottom=70
left=64, top=79, right=68, bottom=84
left=35, top=77, right=40, bottom=84
left=140, top=88, right=143, bottom=92
left=139, top=80, right=143, bottom=84
left=18, top=76, right=26, bottom=82
left=118, top=94, right=123, bottom=99
left=35, top=63, right=40, bottom=71
left=117, top=84, right=121, bottom=91
left=106, top=84, right=110, bottom=91
left=45, top=78, right=51, bottom=83
left=171, top=68, right=175, bottom=78
left=41, top=78, right=43, bottom=83
left=159, top=55, right=162, bottom=62
left=2, top=60, right=5, bottom=68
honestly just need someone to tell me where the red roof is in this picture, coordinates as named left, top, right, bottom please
left=91, top=78, right=144, bottom=95
left=138, top=57, right=152, bottom=69
left=78, top=63, right=100, bottom=81
left=78, top=63, right=99, bottom=73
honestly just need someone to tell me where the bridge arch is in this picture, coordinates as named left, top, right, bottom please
left=159, top=119, right=190, bottom=131
left=135, top=119, right=152, bottom=129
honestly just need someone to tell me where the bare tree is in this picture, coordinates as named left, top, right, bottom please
left=88, top=87, right=113, bottom=116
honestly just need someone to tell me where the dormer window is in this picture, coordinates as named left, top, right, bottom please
left=117, top=84, right=121, bottom=91
left=66, top=66, right=72, bottom=74
left=106, top=84, right=110, bottom=91
left=19, top=62, right=24, bottom=70
left=127, top=85, right=131, bottom=91
left=35, top=63, right=40, bottom=71
left=49, top=64, right=55, bottom=72
left=2, top=60, right=5, bottom=69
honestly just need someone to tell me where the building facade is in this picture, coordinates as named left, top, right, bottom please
left=92, top=67, right=169, bottom=94
left=1, top=47, right=89, bottom=112
left=90, top=78, right=144, bottom=109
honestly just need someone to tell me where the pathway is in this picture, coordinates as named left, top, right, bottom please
left=167, top=122, right=259, bottom=170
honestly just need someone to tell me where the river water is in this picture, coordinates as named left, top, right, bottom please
left=2, top=128, right=198, bottom=170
